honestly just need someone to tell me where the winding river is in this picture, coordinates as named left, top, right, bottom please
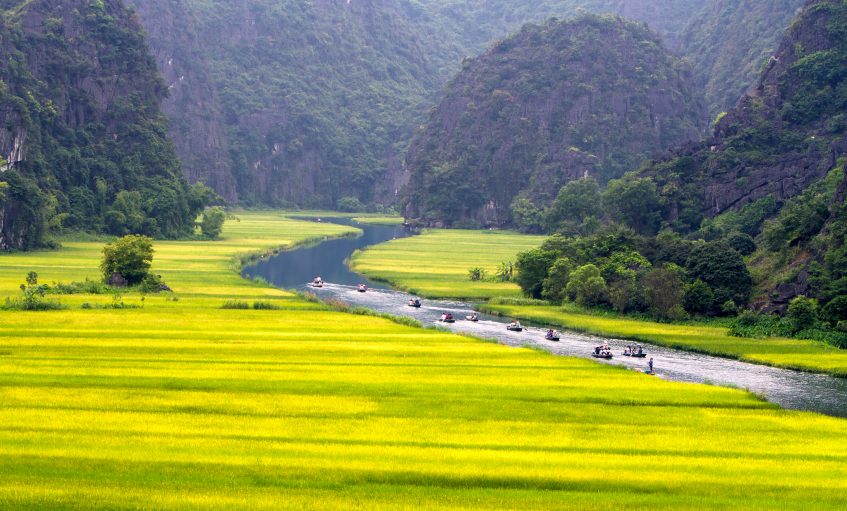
left=243, top=218, right=847, bottom=418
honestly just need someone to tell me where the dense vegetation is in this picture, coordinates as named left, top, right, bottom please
left=1, top=213, right=846, bottom=508
left=403, top=15, right=705, bottom=227
left=0, top=0, right=211, bottom=249
left=681, top=0, right=805, bottom=116
left=484, top=0, right=847, bottom=347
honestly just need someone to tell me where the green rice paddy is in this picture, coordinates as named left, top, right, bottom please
left=351, top=229, right=545, bottom=299
left=1, top=212, right=846, bottom=509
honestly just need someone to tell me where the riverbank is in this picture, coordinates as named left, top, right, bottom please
left=1, top=212, right=846, bottom=509
left=353, top=228, right=847, bottom=377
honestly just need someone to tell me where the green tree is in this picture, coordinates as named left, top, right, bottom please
left=727, top=232, right=756, bottom=256
left=566, top=264, right=607, bottom=306
left=602, top=175, right=663, bottom=235
left=200, top=207, right=226, bottom=239
left=510, top=197, right=544, bottom=233
left=101, top=235, right=154, bottom=285
left=541, top=257, right=573, bottom=302
left=642, top=267, right=685, bottom=320
left=337, top=196, right=365, bottom=212
left=686, top=240, right=752, bottom=306
left=683, top=280, right=715, bottom=315
left=787, top=296, right=819, bottom=333
left=515, top=249, right=557, bottom=298
left=545, top=177, right=602, bottom=230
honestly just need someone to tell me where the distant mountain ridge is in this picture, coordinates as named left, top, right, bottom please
left=402, top=14, right=706, bottom=227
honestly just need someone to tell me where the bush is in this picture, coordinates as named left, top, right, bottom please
left=729, top=311, right=793, bottom=338
left=221, top=300, right=250, bottom=309
left=101, top=235, right=154, bottom=285
left=200, top=206, right=226, bottom=239
left=727, top=232, right=756, bottom=256
left=787, top=296, right=819, bottom=333
left=721, top=300, right=739, bottom=316
left=252, top=301, right=281, bottom=310
left=821, top=295, right=847, bottom=325
left=49, top=278, right=111, bottom=295
left=1, top=272, right=65, bottom=311
left=138, top=274, right=170, bottom=294
left=467, top=267, right=487, bottom=281
left=337, top=196, right=365, bottom=212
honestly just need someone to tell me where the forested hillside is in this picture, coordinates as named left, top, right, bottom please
left=128, top=0, right=709, bottom=207
left=681, top=0, right=805, bottom=117
left=635, top=0, right=847, bottom=310
left=403, top=15, right=705, bottom=227
left=0, top=0, right=208, bottom=249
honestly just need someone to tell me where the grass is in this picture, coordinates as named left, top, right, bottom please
left=351, top=229, right=545, bottom=299
left=352, top=216, right=405, bottom=225
left=480, top=303, right=847, bottom=377
left=0, top=212, right=846, bottom=508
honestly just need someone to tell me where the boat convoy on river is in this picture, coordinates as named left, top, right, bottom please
left=310, top=278, right=653, bottom=370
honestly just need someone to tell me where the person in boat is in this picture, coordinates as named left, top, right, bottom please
left=547, top=329, right=554, bottom=337
left=637, top=345, right=644, bottom=356
left=624, top=344, right=631, bottom=355
left=594, top=346, right=601, bottom=355
left=468, top=313, right=479, bottom=321
left=440, top=313, right=447, bottom=322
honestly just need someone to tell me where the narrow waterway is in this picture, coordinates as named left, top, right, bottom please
left=243, top=219, right=847, bottom=418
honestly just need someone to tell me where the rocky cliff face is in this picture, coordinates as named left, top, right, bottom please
left=646, top=0, right=847, bottom=230
left=125, top=0, right=236, bottom=201
left=403, top=15, right=706, bottom=227
left=0, top=0, right=198, bottom=247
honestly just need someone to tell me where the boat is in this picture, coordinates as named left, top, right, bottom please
left=357, top=284, right=367, bottom=293
left=506, top=321, right=523, bottom=332
left=545, top=330, right=560, bottom=341
left=623, top=344, right=647, bottom=358
left=466, top=314, right=479, bottom=322
left=439, top=313, right=456, bottom=323
left=311, top=277, right=324, bottom=288
left=593, top=346, right=613, bottom=359
left=408, top=298, right=421, bottom=308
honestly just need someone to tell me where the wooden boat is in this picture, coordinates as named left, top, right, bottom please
left=506, top=322, right=523, bottom=332
left=311, top=277, right=324, bottom=288
left=408, top=299, right=421, bottom=308
left=439, top=313, right=456, bottom=323
left=545, top=331, right=560, bottom=341
left=592, top=352, right=613, bottom=359
left=466, top=314, right=479, bottom=322
left=357, top=284, right=367, bottom=293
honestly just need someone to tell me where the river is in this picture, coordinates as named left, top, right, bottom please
left=243, top=218, right=847, bottom=418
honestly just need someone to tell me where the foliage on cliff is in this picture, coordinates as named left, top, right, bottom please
left=680, top=0, right=805, bottom=116
left=629, top=0, right=847, bottom=311
left=403, top=14, right=706, bottom=227
left=0, top=0, right=208, bottom=249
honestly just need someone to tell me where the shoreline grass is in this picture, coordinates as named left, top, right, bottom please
left=0, top=212, right=846, bottom=508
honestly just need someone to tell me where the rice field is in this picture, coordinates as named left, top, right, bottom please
left=1, top=212, right=846, bottom=509
left=351, top=229, right=545, bottom=299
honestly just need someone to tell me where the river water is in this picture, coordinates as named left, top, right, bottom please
left=243, top=219, right=847, bottom=418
